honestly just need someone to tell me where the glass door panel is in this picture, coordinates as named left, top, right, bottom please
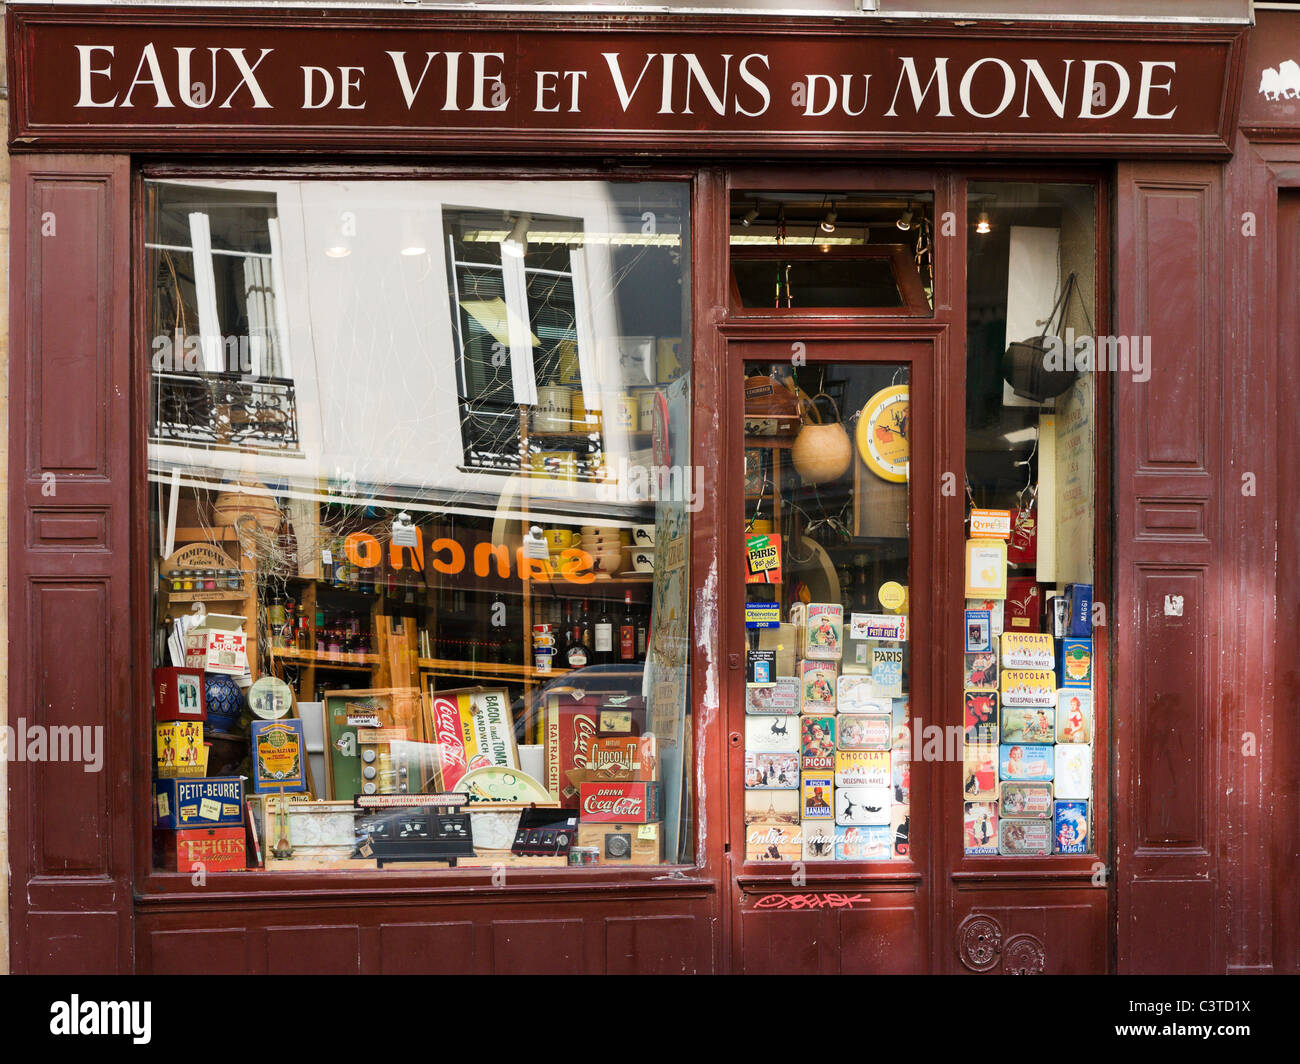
left=739, top=358, right=915, bottom=866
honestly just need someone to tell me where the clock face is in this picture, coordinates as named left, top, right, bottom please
left=856, top=385, right=910, bottom=483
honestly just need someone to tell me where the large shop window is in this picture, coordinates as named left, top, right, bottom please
left=962, top=182, right=1098, bottom=858
left=146, top=178, right=694, bottom=875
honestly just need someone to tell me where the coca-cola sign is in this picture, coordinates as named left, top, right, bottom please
left=578, top=781, right=660, bottom=823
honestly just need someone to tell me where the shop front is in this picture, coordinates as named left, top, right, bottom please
left=6, top=2, right=1293, bottom=975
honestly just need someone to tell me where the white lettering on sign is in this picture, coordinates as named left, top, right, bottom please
left=70, top=44, right=1179, bottom=124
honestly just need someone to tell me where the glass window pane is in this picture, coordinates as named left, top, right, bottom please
left=964, top=181, right=1097, bottom=858
left=146, top=178, right=693, bottom=874
left=740, top=361, right=912, bottom=864
left=730, top=191, right=934, bottom=312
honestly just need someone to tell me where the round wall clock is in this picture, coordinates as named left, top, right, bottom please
left=855, top=385, right=910, bottom=483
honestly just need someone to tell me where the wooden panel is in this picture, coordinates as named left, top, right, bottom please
left=30, top=583, right=111, bottom=874
left=266, top=926, right=362, bottom=975
left=491, top=919, right=584, bottom=975
left=147, top=929, right=249, bottom=975
left=30, top=181, right=114, bottom=475
left=1131, top=186, right=1214, bottom=472
left=26, top=912, right=124, bottom=976
left=8, top=154, right=132, bottom=974
left=837, top=902, right=924, bottom=975
left=1134, top=569, right=1209, bottom=851
left=1114, top=162, right=1223, bottom=974
left=378, top=922, right=476, bottom=975
left=949, top=893, right=1107, bottom=975
left=604, top=915, right=700, bottom=975
left=739, top=910, right=824, bottom=975
left=1124, top=877, right=1218, bottom=974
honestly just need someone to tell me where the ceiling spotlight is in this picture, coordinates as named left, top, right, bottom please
left=819, top=204, right=838, bottom=234
left=741, top=206, right=760, bottom=228
left=976, top=211, right=991, bottom=235
left=325, top=235, right=352, bottom=259
left=400, top=214, right=427, bottom=257
left=502, top=213, right=531, bottom=259
left=896, top=207, right=914, bottom=232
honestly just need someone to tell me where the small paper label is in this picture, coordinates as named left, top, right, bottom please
left=156, top=792, right=169, bottom=818
left=321, top=549, right=333, bottom=565
left=199, top=797, right=221, bottom=821
left=745, top=602, right=781, bottom=628
left=637, top=824, right=658, bottom=840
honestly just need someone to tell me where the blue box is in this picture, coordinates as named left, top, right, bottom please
left=1054, top=800, right=1090, bottom=854
left=1065, top=583, right=1093, bottom=637
left=1057, top=638, right=1093, bottom=688
left=154, top=776, right=245, bottom=829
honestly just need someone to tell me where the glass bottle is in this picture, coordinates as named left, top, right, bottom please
left=595, top=596, right=614, bottom=664
left=619, top=591, right=637, bottom=664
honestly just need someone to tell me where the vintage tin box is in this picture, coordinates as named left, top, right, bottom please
left=1053, top=800, right=1091, bottom=854
left=998, top=817, right=1053, bottom=856
left=1058, top=638, right=1093, bottom=688
left=578, top=781, right=661, bottom=823
left=999, top=743, right=1054, bottom=781
left=154, top=776, right=245, bottom=829
left=157, top=825, right=247, bottom=872
left=153, top=666, right=206, bottom=722
left=576, top=821, right=663, bottom=865
left=999, top=780, right=1054, bottom=819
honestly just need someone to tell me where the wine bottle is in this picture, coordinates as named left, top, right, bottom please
left=619, top=591, right=637, bottom=663
left=595, top=595, right=614, bottom=665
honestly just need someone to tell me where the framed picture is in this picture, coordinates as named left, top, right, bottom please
left=250, top=719, right=308, bottom=794
left=964, top=538, right=1008, bottom=599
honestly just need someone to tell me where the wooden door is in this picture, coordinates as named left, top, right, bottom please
left=722, top=335, right=938, bottom=975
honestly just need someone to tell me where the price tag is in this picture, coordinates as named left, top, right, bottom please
left=199, top=797, right=221, bottom=821
left=637, top=824, right=659, bottom=840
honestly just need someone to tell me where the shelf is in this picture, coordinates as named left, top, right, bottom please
left=271, top=648, right=380, bottom=669
left=418, top=657, right=572, bottom=680
left=745, top=435, right=796, bottom=450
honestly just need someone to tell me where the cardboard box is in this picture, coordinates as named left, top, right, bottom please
left=579, top=781, right=660, bottom=823
left=576, top=821, right=663, bottom=864
left=153, top=666, right=206, bottom=722
left=154, top=776, right=244, bottom=828
left=156, top=721, right=207, bottom=778
left=184, top=614, right=248, bottom=675
left=158, top=826, right=247, bottom=872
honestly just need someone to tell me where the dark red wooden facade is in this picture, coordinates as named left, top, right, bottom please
left=7, top=5, right=1298, bottom=975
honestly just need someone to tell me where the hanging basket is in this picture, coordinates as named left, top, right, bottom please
left=792, top=393, right=853, bottom=484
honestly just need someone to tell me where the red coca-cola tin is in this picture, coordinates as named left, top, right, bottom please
left=578, top=781, right=661, bottom=824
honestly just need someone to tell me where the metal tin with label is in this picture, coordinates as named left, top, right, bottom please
left=801, top=771, right=834, bottom=819
left=745, top=714, right=799, bottom=753
left=999, top=631, right=1054, bottom=670
left=835, top=785, right=891, bottom=826
left=999, top=780, right=1054, bottom=819
left=744, top=751, right=799, bottom=790
left=1000, top=704, right=1055, bottom=744
left=837, top=713, right=892, bottom=751
left=1000, top=669, right=1057, bottom=707
left=999, top=817, right=1053, bottom=855
left=999, top=743, right=1054, bottom=781
left=834, top=750, right=890, bottom=788
left=1054, top=800, right=1090, bottom=854
left=745, top=677, right=801, bottom=716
